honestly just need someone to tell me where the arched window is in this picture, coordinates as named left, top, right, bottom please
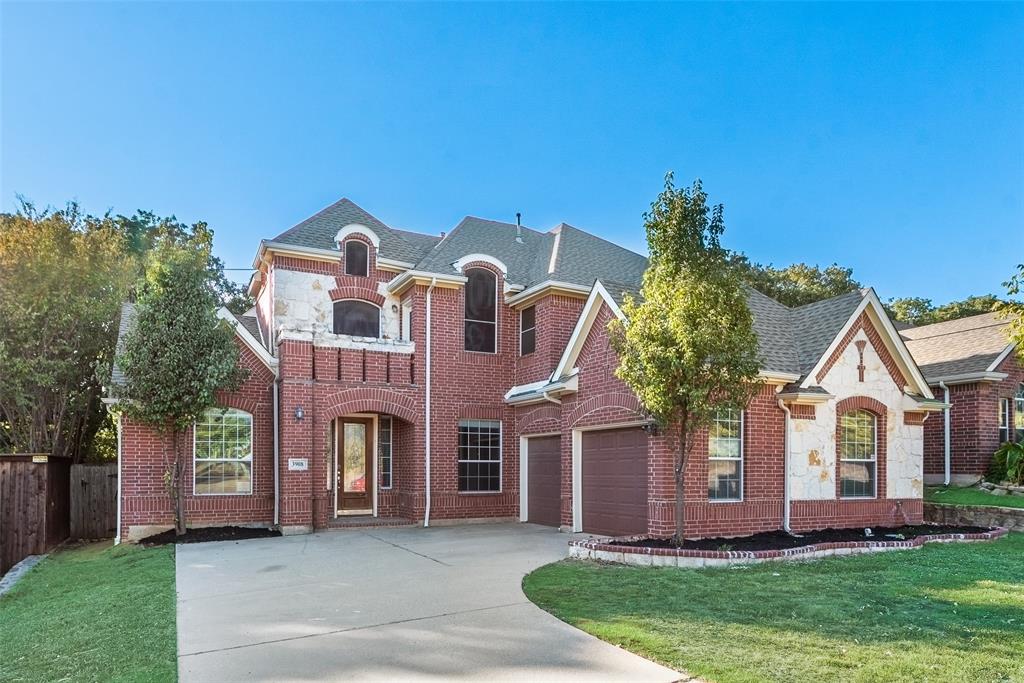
left=344, top=240, right=369, bottom=276
left=464, top=268, right=496, bottom=352
left=334, top=300, right=380, bottom=337
left=194, top=408, right=253, bottom=495
left=839, top=409, right=877, bottom=498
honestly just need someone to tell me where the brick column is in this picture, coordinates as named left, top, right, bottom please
left=279, top=340, right=315, bottom=533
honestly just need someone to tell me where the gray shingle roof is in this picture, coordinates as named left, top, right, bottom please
left=901, top=312, right=1013, bottom=379
left=109, top=302, right=136, bottom=388
left=233, top=311, right=264, bottom=348
left=271, top=198, right=440, bottom=264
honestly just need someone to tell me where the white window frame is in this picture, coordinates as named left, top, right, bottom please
left=193, top=407, right=254, bottom=496
left=457, top=419, right=502, bottom=493
left=333, top=298, right=382, bottom=338
left=519, top=305, right=536, bottom=356
left=708, top=408, right=743, bottom=503
left=343, top=239, right=369, bottom=277
left=1015, top=384, right=1024, bottom=442
left=839, top=410, right=877, bottom=499
left=463, top=267, right=498, bottom=354
left=379, top=415, right=393, bottom=490
left=999, top=397, right=1011, bottom=444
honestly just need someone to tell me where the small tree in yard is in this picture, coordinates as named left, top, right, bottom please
left=118, top=243, right=247, bottom=535
left=610, top=175, right=761, bottom=546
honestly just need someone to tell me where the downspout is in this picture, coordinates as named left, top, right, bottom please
left=541, top=390, right=561, bottom=405
left=939, top=381, right=951, bottom=486
left=777, top=399, right=792, bottom=533
left=423, top=277, right=437, bottom=528
left=115, top=412, right=122, bottom=545
left=273, top=376, right=281, bottom=527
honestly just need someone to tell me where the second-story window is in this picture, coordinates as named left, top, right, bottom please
left=345, top=240, right=369, bottom=276
left=520, top=305, right=536, bottom=356
left=334, top=300, right=380, bottom=337
left=464, top=268, right=496, bottom=353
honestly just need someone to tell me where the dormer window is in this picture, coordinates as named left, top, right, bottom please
left=334, top=300, right=380, bottom=337
left=464, top=268, right=496, bottom=353
left=344, top=240, right=369, bottom=277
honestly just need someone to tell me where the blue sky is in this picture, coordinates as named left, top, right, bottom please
left=2, top=2, right=1021, bottom=302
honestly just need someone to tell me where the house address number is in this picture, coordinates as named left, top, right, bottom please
left=288, top=458, right=308, bottom=471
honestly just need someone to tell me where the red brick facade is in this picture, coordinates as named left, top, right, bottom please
left=923, top=349, right=1024, bottom=481
left=119, top=247, right=933, bottom=541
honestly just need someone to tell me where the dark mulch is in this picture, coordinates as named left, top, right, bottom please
left=608, top=524, right=993, bottom=552
left=141, top=526, right=281, bottom=546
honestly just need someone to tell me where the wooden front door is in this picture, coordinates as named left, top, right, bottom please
left=338, top=418, right=374, bottom=512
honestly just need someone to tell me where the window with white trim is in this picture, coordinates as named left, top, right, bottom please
left=464, top=268, right=496, bottom=353
left=457, top=419, right=501, bottom=492
left=839, top=410, right=876, bottom=498
left=708, top=408, right=743, bottom=501
left=379, top=416, right=393, bottom=489
left=344, top=240, right=369, bottom=276
left=1016, top=384, right=1024, bottom=442
left=520, top=305, right=536, bottom=356
left=999, top=397, right=1011, bottom=444
left=194, top=408, right=253, bottom=495
left=333, top=300, right=381, bottom=337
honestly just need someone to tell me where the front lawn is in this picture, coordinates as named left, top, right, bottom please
left=0, top=542, right=177, bottom=682
left=524, top=533, right=1024, bottom=682
left=926, top=485, right=1024, bottom=509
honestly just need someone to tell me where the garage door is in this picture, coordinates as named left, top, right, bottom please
left=527, top=436, right=561, bottom=527
left=582, top=427, right=648, bottom=536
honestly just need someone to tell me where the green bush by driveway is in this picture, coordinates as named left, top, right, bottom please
left=524, top=534, right=1024, bottom=683
left=0, top=542, right=176, bottom=683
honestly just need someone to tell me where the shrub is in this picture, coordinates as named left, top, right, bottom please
left=989, top=442, right=1024, bottom=485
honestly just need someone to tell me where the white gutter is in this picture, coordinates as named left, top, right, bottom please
left=541, top=390, right=561, bottom=406
left=423, top=277, right=437, bottom=528
left=940, top=381, right=951, bottom=486
left=924, top=371, right=1008, bottom=386
left=115, top=413, right=122, bottom=545
left=777, top=399, right=792, bottom=533
left=273, top=378, right=281, bottom=526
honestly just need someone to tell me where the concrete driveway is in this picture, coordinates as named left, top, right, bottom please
left=176, top=523, right=680, bottom=682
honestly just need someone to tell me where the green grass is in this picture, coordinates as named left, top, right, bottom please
left=0, top=542, right=177, bottom=683
left=523, top=534, right=1024, bottom=683
left=926, top=485, right=1024, bottom=509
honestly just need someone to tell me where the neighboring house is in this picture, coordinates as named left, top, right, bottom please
left=902, top=313, right=1023, bottom=484
left=109, top=198, right=944, bottom=542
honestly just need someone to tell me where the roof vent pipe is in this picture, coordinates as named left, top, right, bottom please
left=515, top=212, right=523, bottom=244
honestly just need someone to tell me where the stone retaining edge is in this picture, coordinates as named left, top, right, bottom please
left=568, top=527, right=1009, bottom=567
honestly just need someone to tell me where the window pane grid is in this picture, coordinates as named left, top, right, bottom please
left=379, top=416, right=393, bottom=489
left=708, top=408, right=743, bottom=501
left=194, top=408, right=253, bottom=495
left=458, top=420, right=501, bottom=492
left=839, top=410, right=876, bottom=498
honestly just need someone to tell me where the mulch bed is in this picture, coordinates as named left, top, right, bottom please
left=609, top=524, right=993, bottom=552
left=141, top=526, right=281, bottom=546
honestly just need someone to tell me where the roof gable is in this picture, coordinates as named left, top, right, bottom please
left=550, top=281, right=625, bottom=381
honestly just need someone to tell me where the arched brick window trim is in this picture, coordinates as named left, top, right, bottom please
left=328, top=285, right=385, bottom=306
left=322, top=388, right=420, bottom=425
left=339, top=234, right=376, bottom=277
left=835, top=396, right=888, bottom=500
left=517, top=404, right=562, bottom=435
left=568, top=392, right=644, bottom=428
left=210, top=394, right=261, bottom=417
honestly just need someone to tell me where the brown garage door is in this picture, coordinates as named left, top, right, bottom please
left=527, top=436, right=561, bottom=527
left=582, top=427, right=648, bottom=536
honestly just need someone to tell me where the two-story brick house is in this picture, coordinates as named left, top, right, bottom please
left=111, top=198, right=946, bottom=542
left=902, top=313, right=1022, bottom=484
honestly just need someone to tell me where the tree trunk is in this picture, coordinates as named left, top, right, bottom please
left=173, top=430, right=186, bottom=535
left=673, top=415, right=690, bottom=547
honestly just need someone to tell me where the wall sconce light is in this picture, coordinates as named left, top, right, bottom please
left=391, top=304, right=399, bottom=314
left=294, top=406, right=305, bottom=421
left=642, top=419, right=660, bottom=436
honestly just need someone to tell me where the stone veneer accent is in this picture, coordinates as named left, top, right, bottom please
left=925, top=502, right=1024, bottom=533
left=569, top=527, right=1008, bottom=567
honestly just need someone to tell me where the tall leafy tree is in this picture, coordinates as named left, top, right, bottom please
left=996, top=264, right=1024, bottom=349
left=117, top=241, right=247, bottom=534
left=732, top=257, right=861, bottom=307
left=886, top=293, right=1003, bottom=327
left=0, top=200, right=132, bottom=460
left=610, top=175, right=761, bottom=545
left=885, top=297, right=937, bottom=326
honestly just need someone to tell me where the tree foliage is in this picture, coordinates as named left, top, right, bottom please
left=733, top=257, right=861, bottom=307
left=995, top=264, right=1024, bottom=350
left=117, top=241, right=247, bottom=534
left=886, top=294, right=1003, bottom=327
left=610, top=175, right=761, bottom=544
left=0, top=200, right=133, bottom=459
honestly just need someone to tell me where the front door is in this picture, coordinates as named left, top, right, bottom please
left=338, top=418, right=374, bottom=512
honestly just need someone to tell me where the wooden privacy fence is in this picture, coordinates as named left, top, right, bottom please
left=70, top=463, right=118, bottom=540
left=0, top=454, right=71, bottom=575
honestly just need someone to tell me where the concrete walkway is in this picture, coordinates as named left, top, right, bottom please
left=176, top=523, right=681, bottom=682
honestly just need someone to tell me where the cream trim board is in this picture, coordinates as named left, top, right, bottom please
left=987, top=343, right=1018, bottom=373
left=504, top=280, right=591, bottom=308
left=452, top=253, right=509, bottom=275
left=551, top=281, right=626, bottom=381
left=334, top=224, right=381, bottom=249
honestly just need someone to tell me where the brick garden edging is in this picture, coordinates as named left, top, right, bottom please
left=568, top=527, right=1009, bottom=568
